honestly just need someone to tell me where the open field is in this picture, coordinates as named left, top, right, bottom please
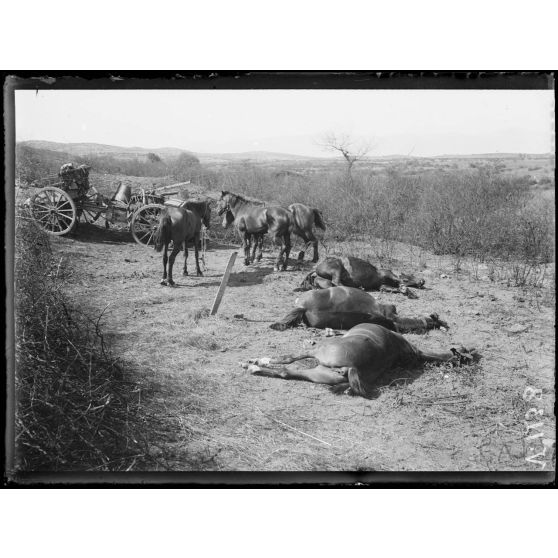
left=13, top=147, right=556, bottom=473
left=42, top=220, right=555, bottom=472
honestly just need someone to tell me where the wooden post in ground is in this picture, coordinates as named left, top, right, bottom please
left=210, top=251, right=237, bottom=316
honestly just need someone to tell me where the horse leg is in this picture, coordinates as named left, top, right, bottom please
left=282, top=233, right=292, bottom=271
left=418, top=345, right=480, bottom=365
left=306, top=231, right=319, bottom=263
left=394, top=314, right=450, bottom=334
left=294, top=232, right=307, bottom=261
left=249, top=352, right=315, bottom=365
left=167, top=245, right=181, bottom=286
left=243, top=232, right=252, bottom=266
left=251, top=234, right=259, bottom=262
left=182, top=242, right=189, bottom=276
left=194, top=233, right=203, bottom=276
left=274, top=234, right=284, bottom=271
left=241, top=360, right=351, bottom=386
left=256, top=234, right=264, bottom=261
left=161, top=244, right=169, bottom=285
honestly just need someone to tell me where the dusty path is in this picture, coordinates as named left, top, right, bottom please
left=52, top=223, right=555, bottom=472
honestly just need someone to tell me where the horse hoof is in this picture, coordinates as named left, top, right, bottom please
left=160, top=280, right=167, bottom=286
left=168, top=280, right=175, bottom=287
left=183, top=272, right=189, bottom=277
left=197, top=272, right=204, bottom=277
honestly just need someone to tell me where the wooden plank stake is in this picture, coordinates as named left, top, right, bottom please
left=210, top=251, right=237, bottom=315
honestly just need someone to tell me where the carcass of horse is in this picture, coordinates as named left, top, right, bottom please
left=299, top=256, right=425, bottom=297
left=241, top=323, right=479, bottom=398
left=270, top=286, right=448, bottom=332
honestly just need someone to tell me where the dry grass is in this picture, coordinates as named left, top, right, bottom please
left=13, top=151, right=555, bottom=474
left=11, top=212, right=210, bottom=473
left=51, top=230, right=555, bottom=472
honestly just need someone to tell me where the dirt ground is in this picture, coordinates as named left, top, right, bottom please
left=50, top=220, right=556, bottom=472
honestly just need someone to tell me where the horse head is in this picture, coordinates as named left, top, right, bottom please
left=217, top=191, right=230, bottom=216
left=222, top=208, right=235, bottom=228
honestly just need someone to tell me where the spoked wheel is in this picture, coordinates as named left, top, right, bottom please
left=130, top=203, right=164, bottom=246
left=79, top=187, right=106, bottom=224
left=30, top=187, right=78, bottom=236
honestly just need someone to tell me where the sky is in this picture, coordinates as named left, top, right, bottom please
left=15, top=89, right=554, bottom=157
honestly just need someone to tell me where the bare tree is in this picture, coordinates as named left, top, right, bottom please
left=319, top=132, right=372, bottom=186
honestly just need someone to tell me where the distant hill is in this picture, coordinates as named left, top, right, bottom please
left=19, top=140, right=190, bottom=160
left=431, top=152, right=554, bottom=160
left=194, top=151, right=321, bottom=162
left=17, top=141, right=553, bottom=163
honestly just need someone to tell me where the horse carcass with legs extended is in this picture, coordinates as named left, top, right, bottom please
left=241, top=323, right=479, bottom=398
left=270, top=286, right=448, bottom=333
left=299, top=256, right=425, bottom=298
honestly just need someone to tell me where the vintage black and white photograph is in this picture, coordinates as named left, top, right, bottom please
left=5, top=74, right=555, bottom=481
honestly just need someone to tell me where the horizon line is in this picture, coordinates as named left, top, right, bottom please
left=17, top=139, right=554, bottom=160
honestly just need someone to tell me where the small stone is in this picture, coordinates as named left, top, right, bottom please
left=506, top=324, right=529, bottom=334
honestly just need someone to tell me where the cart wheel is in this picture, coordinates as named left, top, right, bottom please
left=80, top=188, right=105, bottom=224
left=30, top=187, right=78, bottom=236
left=130, top=203, right=164, bottom=246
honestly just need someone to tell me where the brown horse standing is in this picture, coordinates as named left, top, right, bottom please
left=288, top=203, right=326, bottom=263
left=153, top=200, right=211, bottom=286
left=217, top=191, right=293, bottom=271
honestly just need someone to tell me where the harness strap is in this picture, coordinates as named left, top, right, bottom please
left=200, top=224, right=208, bottom=271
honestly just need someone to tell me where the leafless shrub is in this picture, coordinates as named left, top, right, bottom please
left=14, top=214, right=150, bottom=472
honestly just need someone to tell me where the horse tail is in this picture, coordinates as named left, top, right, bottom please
left=347, top=368, right=369, bottom=398
left=270, top=307, right=306, bottom=331
left=313, top=208, right=326, bottom=231
left=330, top=367, right=373, bottom=397
left=154, top=210, right=172, bottom=252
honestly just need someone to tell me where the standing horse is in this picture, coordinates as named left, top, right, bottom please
left=217, top=191, right=293, bottom=271
left=288, top=203, right=326, bottom=263
left=153, top=199, right=211, bottom=286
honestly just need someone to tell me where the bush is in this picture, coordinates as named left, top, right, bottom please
left=208, top=162, right=554, bottom=266
left=14, top=214, right=149, bottom=471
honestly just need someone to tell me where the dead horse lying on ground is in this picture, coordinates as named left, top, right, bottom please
left=299, top=256, right=425, bottom=297
left=270, top=286, right=448, bottom=332
left=241, top=323, right=479, bottom=398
